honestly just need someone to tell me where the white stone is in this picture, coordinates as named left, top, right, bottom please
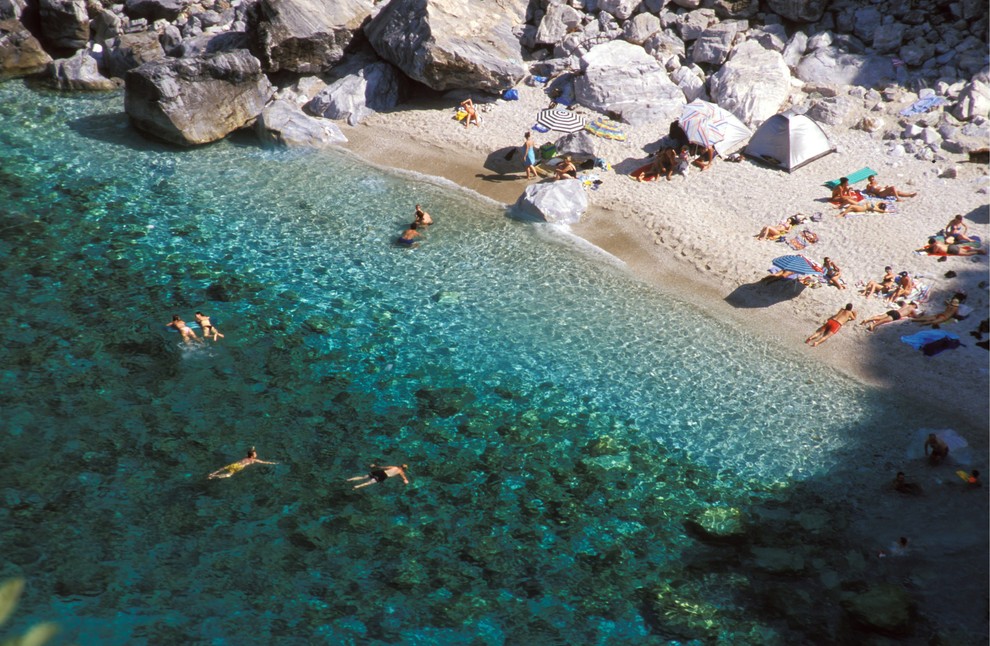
left=513, top=179, right=588, bottom=224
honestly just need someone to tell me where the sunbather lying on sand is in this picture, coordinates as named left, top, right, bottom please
left=917, top=237, right=987, bottom=256
left=864, top=175, right=917, bottom=200
left=756, top=215, right=803, bottom=241
left=860, top=300, right=919, bottom=331
left=912, top=293, right=966, bottom=325
left=838, top=201, right=890, bottom=217
left=805, top=303, right=856, bottom=347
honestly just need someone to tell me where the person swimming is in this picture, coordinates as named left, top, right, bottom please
left=194, top=311, right=224, bottom=341
left=208, top=447, right=278, bottom=479
left=347, top=464, right=410, bottom=489
left=397, top=222, right=422, bottom=246
left=166, top=314, right=201, bottom=345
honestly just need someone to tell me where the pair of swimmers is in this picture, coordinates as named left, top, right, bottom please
left=397, top=205, right=433, bottom=246
left=208, top=447, right=409, bottom=489
left=166, top=312, right=224, bottom=344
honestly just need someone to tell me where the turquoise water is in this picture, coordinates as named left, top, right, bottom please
left=0, top=80, right=949, bottom=644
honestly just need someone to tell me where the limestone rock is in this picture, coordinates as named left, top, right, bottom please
left=750, top=24, right=787, bottom=52
left=841, top=584, right=914, bottom=636
left=858, top=115, right=885, bottom=132
left=782, top=30, right=808, bottom=71
left=599, top=0, right=639, bottom=20
left=104, top=30, right=165, bottom=79
left=872, top=23, right=904, bottom=54
left=575, top=40, right=684, bottom=126
left=711, top=0, right=758, bottom=19
left=797, top=47, right=896, bottom=88
left=38, top=0, right=89, bottom=53
left=671, top=64, right=706, bottom=102
left=643, top=31, right=685, bottom=66
left=953, top=80, right=990, bottom=121
left=89, top=8, right=122, bottom=45
left=513, top=179, right=588, bottom=224
left=852, top=6, right=881, bottom=42
left=124, top=49, right=274, bottom=146
left=124, top=0, right=188, bottom=22
left=169, top=31, right=248, bottom=58
left=365, top=0, right=527, bottom=93
left=0, top=18, right=52, bottom=79
left=256, top=99, right=347, bottom=148
left=677, top=8, right=717, bottom=42
left=806, top=96, right=854, bottom=126
left=623, top=12, right=661, bottom=46
left=709, top=40, right=790, bottom=126
left=0, top=0, right=27, bottom=20
left=50, top=48, right=119, bottom=90
left=690, top=23, right=741, bottom=66
left=898, top=38, right=935, bottom=67
left=249, top=0, right=373, bottom=74
left=535, top=1, right=582, bottom=46
left=765, top=0, right=828, bottom=23
left=305, top=58, right=406, bottom=126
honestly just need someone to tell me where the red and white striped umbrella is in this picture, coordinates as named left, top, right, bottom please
left=678, top=100, right=752, bottom=156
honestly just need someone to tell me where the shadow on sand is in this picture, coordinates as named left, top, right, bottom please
left=724, top=278, right=807, bottom=308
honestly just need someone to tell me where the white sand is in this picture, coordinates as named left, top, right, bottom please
left=337, top=84, right=990, bottom=636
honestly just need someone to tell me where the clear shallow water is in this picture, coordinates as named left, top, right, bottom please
left=0, top=81, right=946, bottom=644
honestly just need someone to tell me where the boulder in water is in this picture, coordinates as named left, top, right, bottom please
left=50, top=48, right=120, bottom=90
left=512, top=179, right=588, bottom=225
left=841, top=584, right=914, bottom=636
left=0, top=19, right=53, bottom=79
left=256, top=98, right=347, bottom=148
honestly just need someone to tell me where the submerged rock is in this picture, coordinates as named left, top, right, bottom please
left=841, top=584, right=914, bottom=636
left=684, top=506, right=748, bottom=545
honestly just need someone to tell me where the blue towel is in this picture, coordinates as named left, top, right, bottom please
left=899, top=95, right=948, bottom=117
left=900, top=330, right=958, bottom=350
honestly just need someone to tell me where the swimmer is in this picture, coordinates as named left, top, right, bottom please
left=878, top=536, right=909, bottom=558
left=166, top=314, right=201, bottom=345
left=414, top=204, right=433, bottom=226
left=194, top=311, right=224, bottom=341
left=397, top=222, right=422, bottom=246
left=892, top=471, right=923, bottom=495
left=208, top=447, right=278, bottom=479
left=348, top=464, right=409, bottom=489
left=923, top=433, right=949, bottom=466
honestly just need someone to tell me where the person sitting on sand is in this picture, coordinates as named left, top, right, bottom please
left=822, top=257, right=845, bottom=290
left=805, top=303, right=856, bottom=347
left=892, top=471, right=923, bottom=495
left=414, top=204, right=433, bottom=226
left=861, top=266, right=896, bottom=298
left=674, top=145, right=691, bottom=177
left=888, top=271, right=914, bottom=302
left=208, top=447, right=278, bottom=479
left=194, top=311, right=224, bottom=341
left=460, top=98, right=480, bottom=128
left=166, top=314, right=201, bottom=345
left=831, top=177, right=861, bottom=207
left=656, top=147, right=678, bottom=181
left=554, top=156, right=577, bottom=181
left=838, top=201, right=890, bottom=217
left=397, top=222, right=422, bottom=247
left=864, top=175, right=917, bottom=200
left=860, top=300, right=919, bottom=331
left=348, top=464, right=409, bottom=489
left=692, top=144, right=715, bottom=171
left=916, top=236, right=987, bottom=256
left=924, top=432, right=949, bottom=465
left=944, top=214, right=973, bottom=242
left=911, top=292, right=966, bottom=326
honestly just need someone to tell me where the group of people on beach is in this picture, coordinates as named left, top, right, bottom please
left=207, top=446, right=410, bottom=489
left=166, top=312, right=224, bottom=345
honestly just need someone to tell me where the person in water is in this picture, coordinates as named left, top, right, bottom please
left=194, top=311, right=224, bottom=341
left=923, top=433, right=949, bottom=465
left=208, top=447, right=278, bottom=479
left=414, top=204, right=433, bottom=226
left=166, top=314, right=201, bottom=345
left=397, top=222, right=422, bottom=246
left=348, top=464, right=409, bottom=489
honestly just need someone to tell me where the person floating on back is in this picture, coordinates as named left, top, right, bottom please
left=208, top=447, right=278, bottom=479
left=348, top=464, right=409, bottom=489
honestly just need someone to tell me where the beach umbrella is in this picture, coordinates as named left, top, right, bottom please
left=678, top=100, right=752, bottom=156
left=584, top=116, right=627, bottom=141
left=535, top=108, right=586, bottom=134
left=772, top=254, right=823, bottom=276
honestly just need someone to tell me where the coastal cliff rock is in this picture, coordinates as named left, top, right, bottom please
left=50, top=48, right=119, bottom=89
left=38, top=0, right=89, bottom=53
left=576, top=40, right=684, bottom=126
left=709, top=40, right=790, bottom=126
left=124, top=49, right=274, bottom=146
left=305, top=57, right=406, bottom=126
left=765, top=0, right=828, bottom=23
left=256, top=98, right=347, bottom=148
left=123, top=0, right=188, bottom=22
left=248, top=0, right=373, bottom=74
left=796, top=46, right=896, bottom=89
left=513, top=179, right=587, bottom=224
left=0, top=0, right=28, bottom=20
left=0, top=18, right=52, bottom=78
left=364, top=0, right=527, bottom=92
left=104, top=30, right=165, bottom=79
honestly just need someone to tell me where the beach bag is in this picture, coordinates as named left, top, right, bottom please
left=540, top=143, right=557, bottom=159
left=455, top=109, right=467, bottom=121
left=922, top=337, right=961, bottom=356
left=503, top=89, right=519, bottom=101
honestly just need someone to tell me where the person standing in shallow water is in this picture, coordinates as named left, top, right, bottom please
left=924, top=433, right=949, bottom=465
left=208, top=447, right=278, bottom=479
left=348, top=464, right=409, bottom=489
left=414, top=204, right=433, bottom=226
left=523, top=131, right=538, bottom=179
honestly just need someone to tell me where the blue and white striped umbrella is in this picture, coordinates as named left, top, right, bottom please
left=772, top=254, right=824, bottom=275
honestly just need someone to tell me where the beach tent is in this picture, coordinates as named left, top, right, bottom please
left=744, top=112, right=835, bottom=172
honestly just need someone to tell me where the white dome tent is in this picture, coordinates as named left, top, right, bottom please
left=744, top=111, right=835, bottom=172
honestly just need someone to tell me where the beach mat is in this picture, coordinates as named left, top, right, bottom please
left=824, top=167, right=878, bottom=188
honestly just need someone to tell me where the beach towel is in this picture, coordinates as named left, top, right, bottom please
left=901, top=329, right=959, bottom=351
left=630, top=162, right=659, bottom=182
left=885, top=281, right=931, bottom=305
left=785, top=230, right=819, bottom=251
left=824, top=167, right=878, bottom=189
left=899, top=95, right=948, bottom=117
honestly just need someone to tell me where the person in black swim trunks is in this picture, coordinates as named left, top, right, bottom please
left=860, top=301, right=918, bottom=331
left=397, top=222, right=422, bottom=246
left=348, top=464, right=409, bottom=489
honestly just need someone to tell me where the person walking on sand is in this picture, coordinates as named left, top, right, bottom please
left=194, top=311, right=224, bottom=341
left=460, top=98, right=480, bottom=128
left=805, top=303, right=856, bottom=347
left=348, top=464, right=409, bottom=489
left=208, top=447, right=278, bottom=479
left=861, top=300, right=919, bottom=331
left=864, top=175, right=917, bottom=200
left=523, top=131, right=538, bottom=179
left=924, top=432, right=949, bottom=465
left=166, top=314, right=201, bottom=345
left=414, top=205, right=433, bottom=226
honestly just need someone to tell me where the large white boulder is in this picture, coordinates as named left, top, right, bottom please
left=796, top=46, right=896, bottom=88
left=513, top=179, right=588, bottom=224
left=576, top=40, right=684, bottom=126
left=306, top=57, right=406, bottom=125
left=709, top=40, right=789, bottom=126
left=256, top=99, right=347, bottom=148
